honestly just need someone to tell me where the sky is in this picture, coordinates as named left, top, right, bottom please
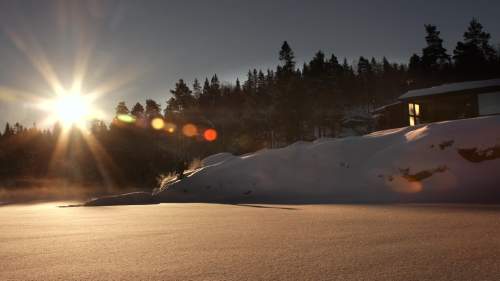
left=0, top=0, right=499, bottom=126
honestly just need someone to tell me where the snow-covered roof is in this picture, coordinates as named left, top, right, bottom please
left=372, top=101, right=402, bottom=113
left=399, top=79, right=500, bottom=100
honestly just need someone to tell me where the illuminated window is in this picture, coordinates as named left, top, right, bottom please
left=408, top=103, right=421, bottom=126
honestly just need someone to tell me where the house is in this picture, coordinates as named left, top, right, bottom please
left=373, top=79, right=500, bottom=130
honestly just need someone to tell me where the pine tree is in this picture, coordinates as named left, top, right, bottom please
left=235, top=78, right=242, bottom=92
left=357, top=56, right=373, bottom=77
left=167, top=79, right=194, bottom=112
left=210, top=74, right=220, bottom=91
left=370, top=57, right=382, bottom=76
left=3, top=123, right=14, bottom=137
left=357, top=57, right=374, bottom=106
left=131, top=102, right=145, bottom=118
left=115, top=101, right=130, bottom=116
left=145, top=99, right=162, bottom=120
left=90, top=119, right=107, bottom=135
left=192, top=78, right=202, bottom=99
left=257, top=70, right=266, bottom=91
left=202, top=78, right=210, bottom=95
left=327, top=53, right=341, bottom=77
left=209, top=74, right=221, bottom=104
left=14, top=122, right=24, bottom=134
left=408, top=54, right=423, bottom=85
left=454, top=19, right=496, bottom=79
left=421, top=24, right=450, bottom=71
left=279, top=41, right=296, bottom=74
left=382, top=57, right=393, bottom=74
left=308, top=51, right=326, bottom=77
left=243, top=70, right=256, bottom=93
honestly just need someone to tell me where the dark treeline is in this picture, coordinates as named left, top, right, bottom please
left=1, top=19, right=499, bottom=190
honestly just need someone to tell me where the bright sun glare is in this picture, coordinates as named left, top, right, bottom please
left=43, top=91, right=95, bottom=128
left=55, top=93, right=89, bottom=124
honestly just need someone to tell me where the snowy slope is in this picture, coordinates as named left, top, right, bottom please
left=151, top=116, right=500, bottom=203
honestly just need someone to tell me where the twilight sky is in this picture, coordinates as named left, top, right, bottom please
left=0, top=0, right=499, bottom=126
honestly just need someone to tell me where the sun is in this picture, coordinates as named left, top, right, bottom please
left=41, top=91, right=97, bottom=128
left=54, top=93, right=90, bottom=125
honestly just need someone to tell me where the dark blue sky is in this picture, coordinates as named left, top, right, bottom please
left=0, top=0, right=499, bottom=125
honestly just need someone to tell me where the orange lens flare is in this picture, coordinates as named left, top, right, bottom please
left=182, top=123, right=198, bottom=137
left=203, top=128, right=218, bottom=142
left=151, top=118, right=165, bottom=130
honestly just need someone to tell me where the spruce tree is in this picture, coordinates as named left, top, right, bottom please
left=192, top=78, right=202, bottom=99
left=3, top=123, right=14, bottom=137
left=131, top=102, right=145, bottom=118
left=421, top=24, right=450, bottom=71
left=115, top=102, right=130, bottom=116
left=454, top=19, right=496, bottom=79
left=167, top=79, right=194, bottom=112
left=235, top=78, right=242, bottom=92
left=145, top=99, right=162, bottom=120
left=327, top=54, right=341, bottom=77
left=308, top=51, right=326, bottom=78
left=279, top=41, right=296, bottom=74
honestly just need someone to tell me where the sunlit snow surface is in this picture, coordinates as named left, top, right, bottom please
left=153, top=116, right=500, bottom=203
left=2, top=203, right=500, bottom=280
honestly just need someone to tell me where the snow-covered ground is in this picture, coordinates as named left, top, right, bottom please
left=85, top=116, right=500, bottom=206
left=151, top=116, right=500, bottom=203
left=2, top=202, right=500, bottom=281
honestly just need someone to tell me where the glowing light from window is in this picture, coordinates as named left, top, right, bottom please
left=409, top=116, right=415, bottom=126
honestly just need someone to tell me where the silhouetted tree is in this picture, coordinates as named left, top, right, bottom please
left=278, top=41, right=296, bottom=75
left=192, top=78, right=202, bottom=99
left=131, top=102, right=145, bottom=118
left=3, top=123, right=14, bottom=137
left=145, top=99, right=162, bottom=121
left=166, top=79, right=195, bottom=113
left=115, top=102, right=130, bottom=115
left=454, top=19, right=497, bottom=79
left=422, top=25, right=450, bottom=72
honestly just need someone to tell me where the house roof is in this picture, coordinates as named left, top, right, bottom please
left=399, top=78, right=500, bottom=100
left=372, top=101, right=402, bottom=113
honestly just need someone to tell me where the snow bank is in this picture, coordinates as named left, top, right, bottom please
left=84, top=116, right=500, bottom=206
left=152, top=116, right=500, bottom=203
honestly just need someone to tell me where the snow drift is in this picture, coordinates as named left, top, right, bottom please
left=86, top=116, right=500, bottom=205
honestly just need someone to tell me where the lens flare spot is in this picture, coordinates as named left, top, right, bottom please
left=165, top=122, right=176, bottom=133
left=117, top=114, right=136, bottom=123
left=203, top=128, right=218, bottom=142
left=182, top=123, right=198, bottom=137
left=151, top=118, right=165, bottom=130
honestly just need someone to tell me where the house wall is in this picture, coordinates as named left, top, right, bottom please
left=478, top=92, right=500, bottom=115
left=405, top=93, right=477, bottom=124
left=375, top=87, right=500, bottom=131
left=374, top=103, right=407, bottom=130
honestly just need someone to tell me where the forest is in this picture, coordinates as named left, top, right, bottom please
left=1, top=19, right=500, bottom=190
